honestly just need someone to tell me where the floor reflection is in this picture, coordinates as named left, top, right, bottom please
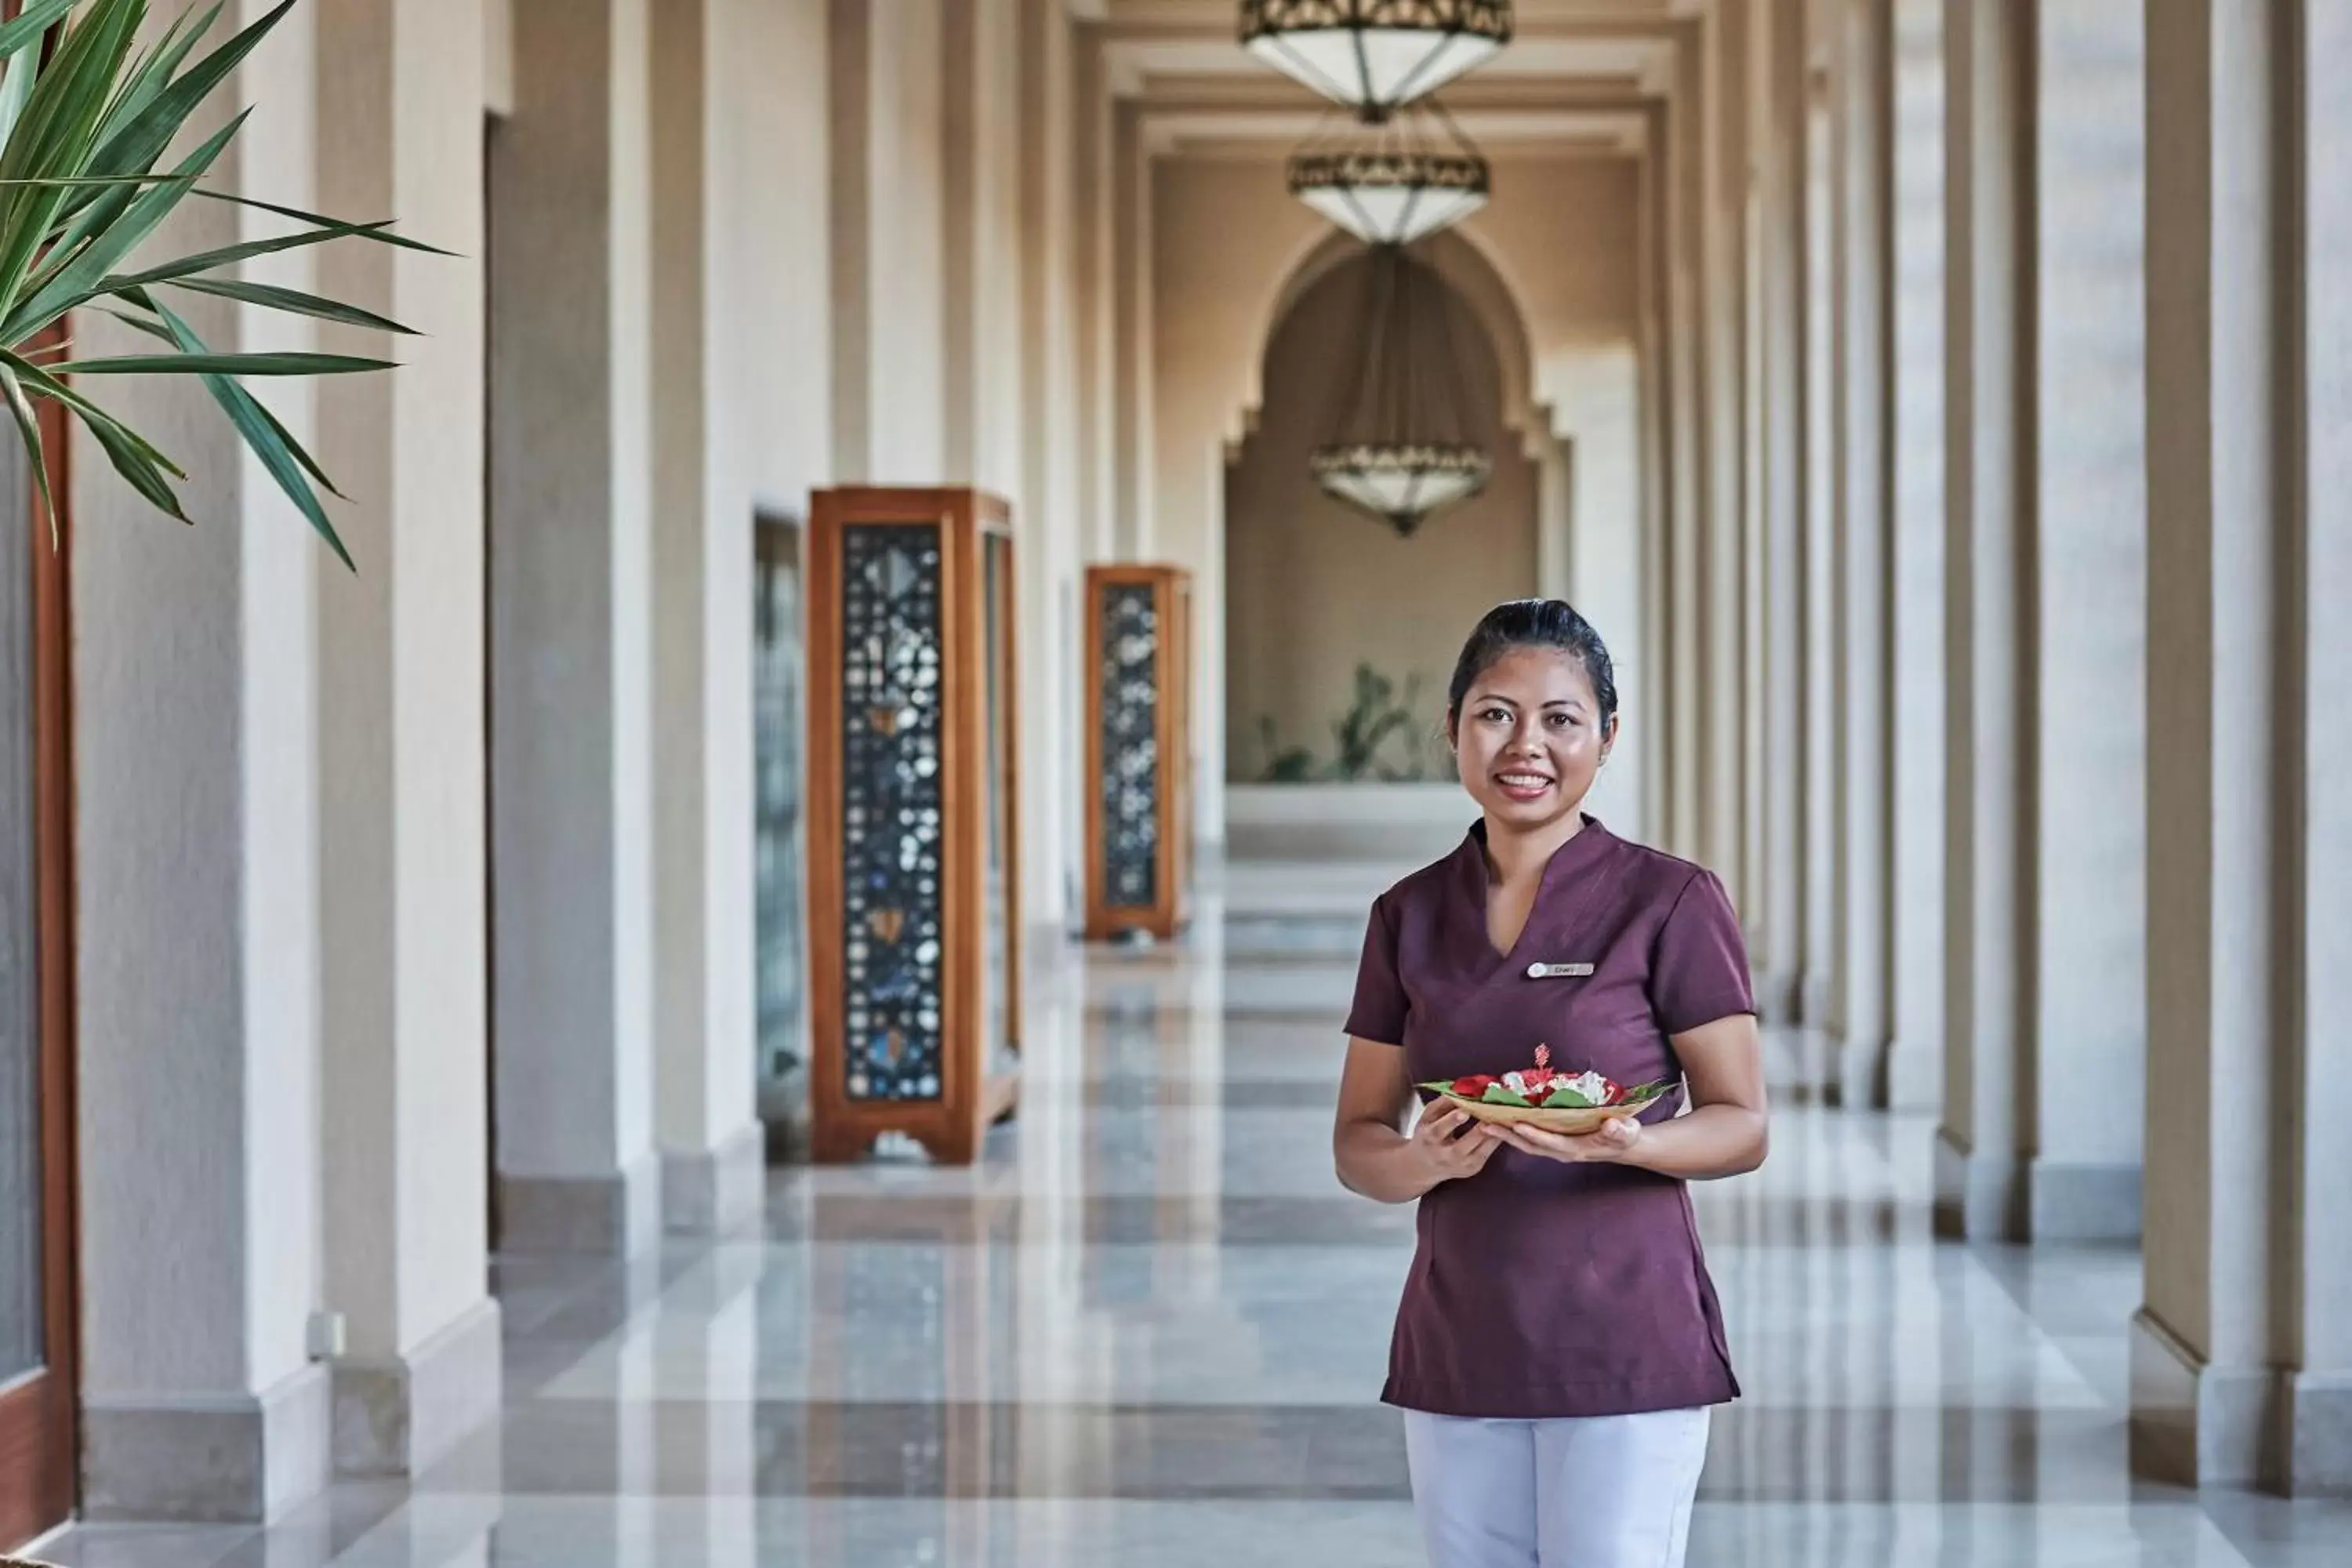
left=43, top=893, right=2352, bottom=1566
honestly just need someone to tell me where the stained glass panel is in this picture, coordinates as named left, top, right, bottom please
left=840, top=524, right=946, bottom=1102
left=1099, top=583, right=1160, bottom=910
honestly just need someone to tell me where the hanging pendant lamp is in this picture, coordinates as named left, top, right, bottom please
left=1310, top=244, right=1491, bottom=537
left=1287, top=98, right=1489, bottom=245
left=1240, top=0, right=1514, bottom=117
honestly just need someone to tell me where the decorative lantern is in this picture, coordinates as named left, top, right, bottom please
left=1287, top=98, right=1490, bottom=245
left=1309, top=244, right=1490, bottom=537
left=1240, top=0, right=1513, bottom=118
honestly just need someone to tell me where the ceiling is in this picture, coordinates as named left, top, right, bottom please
left=1085, top=0, right=1700, bottom=160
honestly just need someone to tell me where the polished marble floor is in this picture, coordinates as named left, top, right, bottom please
left=42, top=877, right=2352, bottom=1566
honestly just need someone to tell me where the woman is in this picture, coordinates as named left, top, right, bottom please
left=1334, top=599, right=1766, bottom=1568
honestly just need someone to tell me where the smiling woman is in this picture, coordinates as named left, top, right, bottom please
left=1331, top=598, right=1767, bottom=1568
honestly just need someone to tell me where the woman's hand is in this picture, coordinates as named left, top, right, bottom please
left=1490, top=1116, right=1645, bottom=1164
left=1406, top=1103, right=1504, bottom=1186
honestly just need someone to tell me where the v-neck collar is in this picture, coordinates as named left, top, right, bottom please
left=1456, top=814, right=1616, bottom=973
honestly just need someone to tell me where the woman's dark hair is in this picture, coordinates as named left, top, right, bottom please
left=1444, top=599, right=1619, bottom=732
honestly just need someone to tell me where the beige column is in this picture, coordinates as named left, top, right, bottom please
left=645, top=0, right=764, bottom=1239
left=1637, top=89, right=1672, bottom=851
left=488, top=0, right=661, bottom=1254
left=2131, top=0, right=2290, bottom=1489
left=2290, top=0, right=2352, bottom=1494
left=1018, top=0, right=1082, bottom=936
left=1935, top=0, right=2028, bottom=1240
left=1700, top=0, right=1749, bottom=905
left=1755, top=0, right=1807, bottom=1019
left=830, top=0, right=949, bottom=481
left=1111, top=99, right=1154, bottom=560
left=1799, top=14, right=1841, bottom=1040
left=310, top=0, right=503, bottom=1475
left=2024, top=0, right=2147, bottom=1240
left=1832, top=0, right=1891, bottom=1105
left=1665, top=25, right=1706, bottom=862
left=1073, top=30, right=1117, bottom=564
left=1739, top=0, right=1769, bottom=946
left=1885, top=0, right=1944, bottom=1113
left=73, top=4, right=328, bottom=1523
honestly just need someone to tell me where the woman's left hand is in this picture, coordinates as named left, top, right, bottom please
left=1492, top=1116, right=1645, bottom=1163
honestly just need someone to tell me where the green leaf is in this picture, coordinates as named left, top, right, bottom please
left=7, top=348, right=193, bottom=524
left=4, top=347, right=186, bottom=480
left=107, top=216, right=407, bottom=289
left=0, top=54, right=39, bottom=165
left=0, top=357, right=54, bottom=545
left=1479, top=1085, right=1533, bottom=1108
left=113, top=299, right=354, bottom=499
left=86, top=3, right=220, bottom=176
left=164, top=275, right=416, bottom=336
left=0, top=0, right=145, bottom=310
left=49, top=349, right=397, bottom=376
left=1539, top=1085, right=1595, bottom=1109
left=83, top=0, right=289, bottom=195
left=149, top=298, right=352, bottom=568
left=0, top=0, right=76, bottom=68
left=2, top=110, right=241, bottom=342
left=191, top=189, right=457, bottom=256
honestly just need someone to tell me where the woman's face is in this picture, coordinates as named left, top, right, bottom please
left=1447, top=646, right=1613, bottom=835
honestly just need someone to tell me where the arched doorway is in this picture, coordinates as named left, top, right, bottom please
left=1221, top=234, right=1553, bottom=861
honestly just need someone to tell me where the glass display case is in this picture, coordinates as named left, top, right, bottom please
left=1083, top=564, right=1193, bottom=941
left=808, top=488, right=1021, bottom=1164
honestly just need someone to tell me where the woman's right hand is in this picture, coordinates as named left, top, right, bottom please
left=1406, top=1102, right=1501, bottom=1189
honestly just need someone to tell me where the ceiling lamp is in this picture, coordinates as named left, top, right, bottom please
left=1310, top=244, right=1491, bottom=537
left=1240, top=0, right=1514, bottom=117
left=1287, top=98, right=1489, bottom=245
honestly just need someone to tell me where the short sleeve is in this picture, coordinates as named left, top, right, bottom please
left=1342, top=895, right=1410, bottom=1045
left=1650, top=869, right=1757, bottom=1036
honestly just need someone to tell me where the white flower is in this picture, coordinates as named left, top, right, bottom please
left=1563, top=1070, right=1614, bottom=1103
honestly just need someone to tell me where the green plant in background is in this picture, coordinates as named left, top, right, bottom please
left=1329, top=662, right=1420, bottom=780
left=0, top=0, right=440, bottom=568
left=1257, top=662, right=1453, bottom=783
left=1254, top=714, right=1319, bottom=782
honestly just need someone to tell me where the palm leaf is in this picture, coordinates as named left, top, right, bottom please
left=0, top=0, right=76, bottom=68
left=0, top=357, right=54, bottom=543
left=192, top=187, right=456, bottom=256
left=3, top=347, right=191, bottom=523
left=163, top=275, right=415, bottom=336
left=148, top=297, right=351, bottom=567
left=0, top=0, right=143, bottom=311
left=2, top=108, right=242, bottom=341
left=0, top=0, right=427, bottom=546
left=50, top=349, right=394, bottom=376
left=84, top=0, right=286, bottom=195
left=107, top=216, right=407, bottom=290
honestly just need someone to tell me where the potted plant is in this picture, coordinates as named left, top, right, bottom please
left=0, top=0, right=435, bottom=567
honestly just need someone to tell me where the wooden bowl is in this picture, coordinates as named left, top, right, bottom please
left=1424, top=1091, right=1664, bottom=1136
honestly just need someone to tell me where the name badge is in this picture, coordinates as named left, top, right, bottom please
left=1526, top=962, right=1595, bottom=979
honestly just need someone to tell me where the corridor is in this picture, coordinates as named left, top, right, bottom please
left=38, top=880, right=2350, bottom=1568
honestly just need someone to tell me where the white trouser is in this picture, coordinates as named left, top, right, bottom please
left=1401, top=1406, right=1711, bottom=1568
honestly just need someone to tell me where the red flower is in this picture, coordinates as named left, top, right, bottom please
left=1449, top=1074, right=1498, bottom=1097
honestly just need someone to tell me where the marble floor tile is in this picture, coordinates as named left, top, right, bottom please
left=40, top=903, right=2352, bottom=1566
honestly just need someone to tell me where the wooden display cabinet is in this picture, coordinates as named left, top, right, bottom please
left=1082, top=564, right=1193, bottom=941
left=807, top=488, right=1020, bottom=1164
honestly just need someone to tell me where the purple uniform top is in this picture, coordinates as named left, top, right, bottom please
left=1344, top=816, right=1756, bottom=1420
